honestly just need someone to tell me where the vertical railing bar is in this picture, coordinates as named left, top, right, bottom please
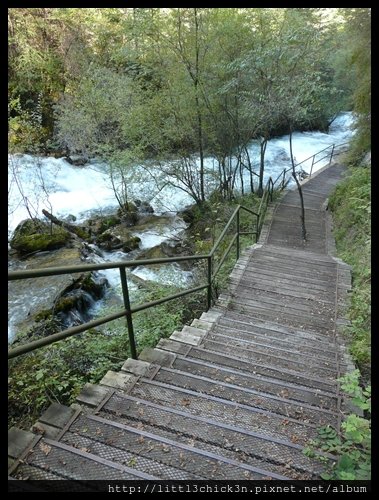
left=310, top=156, right=315, bottom=177
left=256, top=213, right=260, bottom=243
left=207, top=255, right=212, bottom=311
left=236, top=208, right=240, bottom=261
left=329, top=144, right=335, bottom=164
left=119, top=267, right=137, bottom=359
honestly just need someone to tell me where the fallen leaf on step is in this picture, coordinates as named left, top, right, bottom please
left=39, top=442, right=51, bottom=456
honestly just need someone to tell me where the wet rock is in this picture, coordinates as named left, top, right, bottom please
left=117, top=202, right=139, bottom=226
left=65, top=154, right=88, bottom=166
left=12, top=272, right=108, bottom=344
left=8, top=245, right=85, bottom=339
left=178, top=205, right=197, bottom=225
left=10, top=218, right=71, bottom=255
left=134, top=199, right=154, bottom=214
left=161, top=240, right=188, bottom=258
left=96, top=225, right=141, bottom=252
left=122, top=236, right=141, bottom=253
left=9, top=242, right=108, bottom=345
left=86, top=215, right=121, bottom=236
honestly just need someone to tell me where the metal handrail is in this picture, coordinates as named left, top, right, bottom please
left=272, top=141, right=350, bottom=188
left=8, top=195, right=265, bottom=360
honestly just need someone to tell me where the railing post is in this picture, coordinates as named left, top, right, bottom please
left=310, top=156, right=315, bottom=178
left=119, top=267, right=137, bottom=359
left=207, top=255, right=212, bottom=311
left=236, top=209, right=240, bottom=261
left=329, top=144, right=335, bottom=165
left=256, top=213, right=260, bottom=243
left=281, top=170, right=285, bottom=190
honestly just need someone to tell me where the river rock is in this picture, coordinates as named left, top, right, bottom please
left=8, top=244, right=108, bottom=344
left=86, top=215, right=121, bottom=236
left=96, top=225, right=141, bottom=252
left=65, top=154, right=89, bottom=166
left=9, top=245, right=83, bottom=336
left=178, top=205, right=197, bottom=225
left=134, top=199, right=154, bottom=214
left=10, top=218, right=71, bottom=255
left=117, top=202, right=139, bottom=226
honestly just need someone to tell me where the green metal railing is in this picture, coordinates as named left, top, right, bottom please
left=8, top=191, right=270, bottom=360
left=272, top=141, right=350, bottom=189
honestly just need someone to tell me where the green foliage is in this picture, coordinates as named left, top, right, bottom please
left=303, top=370, right=371, bottom=480
left=9, top=8, right=361, bottom=204
left=8, top=328, right=126, bottom=429
left=328, top=164, right=371, bottom=369
left=8, top=278, right=205, bottom=430
left=343, top=9, right=371, bottom=152
left=339, top=369, right=371, bottom=413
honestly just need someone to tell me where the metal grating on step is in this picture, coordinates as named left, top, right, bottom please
left=68, top=413, right=279, bottom=480
left=171, top=356, right=339, bottom=410
left=11, top=438, right=151, bottom=480
left=205, top=333, right=338, bottom=372
left=61, top=428, right=199, bottom=480
left=101, top=392, right=328, bottom=479
left=152, top=367, right=339, bottom=426
left=209, top=325, right=339, bottom=362
left=187, top=345, right=337, bottom=393
left=128, top=379, right=318, bottom=444
left=218, top=312, right=338, bottom=346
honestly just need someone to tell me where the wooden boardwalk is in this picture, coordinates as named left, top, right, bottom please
left=8, top=162, right=354, bottom=484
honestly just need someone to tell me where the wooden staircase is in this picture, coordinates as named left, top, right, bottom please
left=8, top=162, right=355, bottom=485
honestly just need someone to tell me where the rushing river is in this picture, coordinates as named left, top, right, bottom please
left=8, top=112, right=354, bottom=342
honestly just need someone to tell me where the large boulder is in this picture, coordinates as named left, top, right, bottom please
left=86, top=215, right=121, bottom=236
left=9, top=243, right=109, bottom=345
left=10, top=219, right=71, bottom=255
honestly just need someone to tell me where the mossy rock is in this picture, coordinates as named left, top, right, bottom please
left=99, top=216, right=121, bottom=233
left=11, top=230, right=71, bottom=255
left=10, top=218, right=72, bottom=255
left=11, top=218, right=50, bottom=239
left=137, top=245, right=165, bottom=261
left=34, top=309, right=52, bottom=322
left=80, top=273, right=108, bottom=299
left=54, top=295, right=78, bottom=313
left=87, top=215, right=121, bottom=236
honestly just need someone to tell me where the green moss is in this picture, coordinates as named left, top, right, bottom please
left=74, top=227, right=90, bottom=240
left=99, top=216, right=120, bottom=233
left=34, top=309, right=52, bottom=322
left=97, top=231, right=113, bottom=243
left=80, top=273, right=106, bottom=299
left=11, top=231, right=71, bottom=254
left=54, top=296, right=78, bottom=313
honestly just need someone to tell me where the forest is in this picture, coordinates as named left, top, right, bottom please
left=8, top=8, right=370, bottom=204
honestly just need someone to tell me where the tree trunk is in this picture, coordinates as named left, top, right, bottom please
left=42, top=209, right=89, bottom=240
left=288, top=128, right=307, bottom=241
left=257, top=138, right=267, bottom=197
